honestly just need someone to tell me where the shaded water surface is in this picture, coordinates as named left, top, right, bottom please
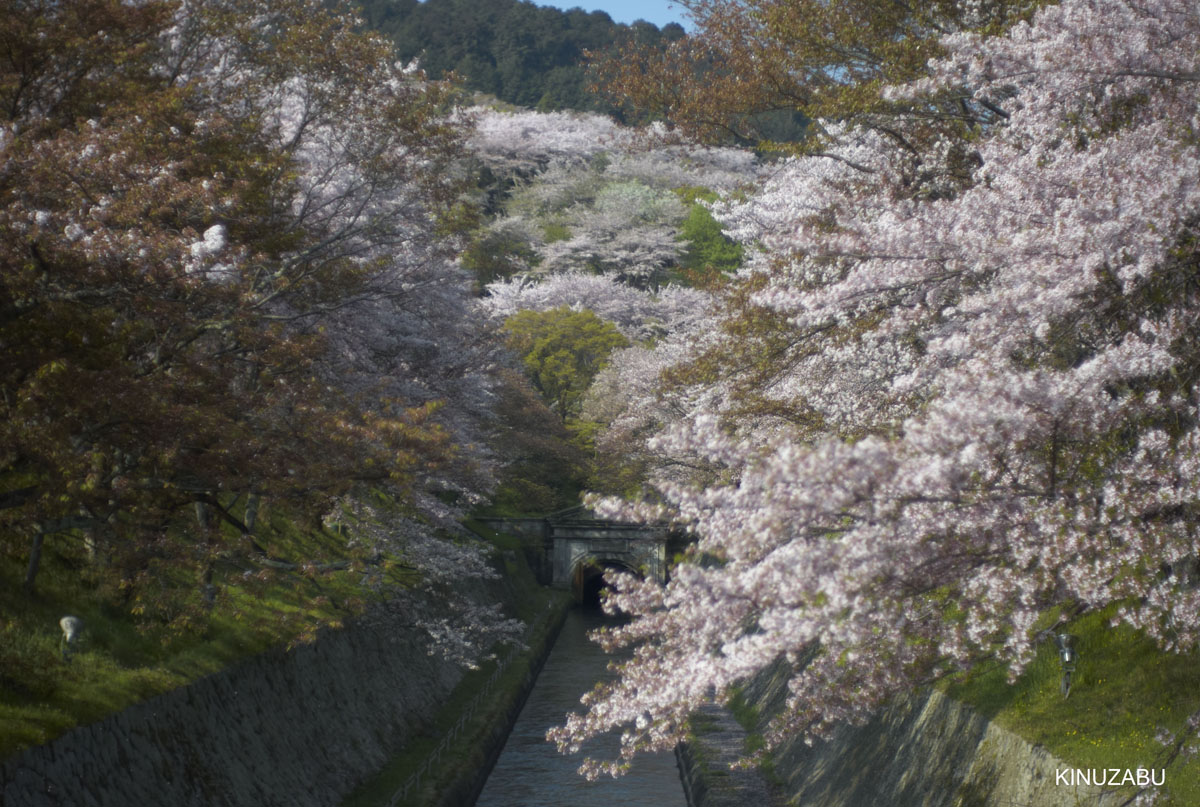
left=473, top=608, right=688, bottom=807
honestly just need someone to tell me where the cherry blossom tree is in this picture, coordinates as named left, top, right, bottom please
left=464, top=105, right=761, bottom=289
left=466, top=106, right=626, bottom=173
left=462, top=106, right=761, bottom=505
left=481, top=271, right=711, bottom=341
left=550, top=0, right=1200, bottom=781
left=331, top=495, right=525, bottom=666
left=1, top=0, right=510, bottom=655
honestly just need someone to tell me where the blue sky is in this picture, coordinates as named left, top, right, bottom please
left=538, top=1, right=692, bottom=30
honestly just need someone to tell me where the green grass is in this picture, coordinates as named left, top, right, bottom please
left=0, top=548, right=268, bottom=758
left=943, top=604, right=1200, bottom=805
left=0, top=494, right=464, bottom=761
left=711, top=603, right=1200, bottom=805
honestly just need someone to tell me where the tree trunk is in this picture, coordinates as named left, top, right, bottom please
left=194, top=500, right=211, bottom=531
left=24, top=531, right=44, bottom=597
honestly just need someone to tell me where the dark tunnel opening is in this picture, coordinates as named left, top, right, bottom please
left=574, top=560, right=639, bottom=610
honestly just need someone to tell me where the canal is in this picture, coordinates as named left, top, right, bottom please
left=473, top=607, right=689, bottom=806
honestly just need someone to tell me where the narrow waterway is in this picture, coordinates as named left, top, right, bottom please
left=474, top=607, right=688, bottom=807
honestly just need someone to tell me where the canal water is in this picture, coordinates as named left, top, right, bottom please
left=473, top=607, right=688, bottom=807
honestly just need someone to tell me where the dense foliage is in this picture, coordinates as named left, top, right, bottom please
left=503, top=307, right=629, bottom=419
left=545, top=0, right=1200, bottom=796
left=462, top=105, right=760, bottom=500
left=15, top=3, right=1198, bottom=800
left=592, top=0, right=1039, bottom=149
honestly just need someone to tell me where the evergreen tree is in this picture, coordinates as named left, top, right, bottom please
left=358, top=0, right=685, bottom=115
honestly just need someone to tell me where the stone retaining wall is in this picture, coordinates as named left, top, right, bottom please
left=680, top=660, right=1128, bottom=807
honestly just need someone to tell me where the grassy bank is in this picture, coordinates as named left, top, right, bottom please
left=0, top=500, right=369, bottom=759
left=0, top=498, right=527, bottom=763
left=712, top=604, right=1200, bottom=805
left=942, top=605, right=1200, bottom=805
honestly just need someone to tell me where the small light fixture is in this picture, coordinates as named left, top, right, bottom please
left=1056, top=632, right=1078, bottom=697
left=59, top=615, right=83, bottom=663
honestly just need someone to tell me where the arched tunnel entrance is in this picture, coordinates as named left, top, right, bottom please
left=572, top=558, right=640, bottom=609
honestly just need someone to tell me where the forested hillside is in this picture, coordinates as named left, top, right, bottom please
left=460, top=105, right=759, bottom=506
left=359, top=0, right=685, bottom=113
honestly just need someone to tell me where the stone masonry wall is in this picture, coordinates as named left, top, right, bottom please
left=765, top=693, right=1121, bottom=807
left=679, top=659, right=1127, bottom=807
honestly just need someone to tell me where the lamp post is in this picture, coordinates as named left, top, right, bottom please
left=1056, top=633, right=1078, bottom=698
left=59, top=615, right=83, bottom=663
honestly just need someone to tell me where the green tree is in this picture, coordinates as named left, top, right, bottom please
left=675, top=190, right=743, bottom=277
left=461, top=226, right=538, bottom=287
left=356, top=0, right=683, bottom=115
left=502, top=307, right=629, bottom=417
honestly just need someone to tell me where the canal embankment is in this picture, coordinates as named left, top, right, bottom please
left=0, top=546, right=557, bottom=807
left=678, top=658, right=1125, bottom=807
left=675, top=703, right=778, bottom=807
left=342, top=588, right=569, bottom=807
